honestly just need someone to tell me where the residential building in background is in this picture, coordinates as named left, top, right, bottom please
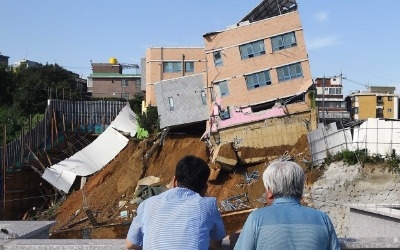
left=346, top=86, right=398, bottom=120
left=0, top=54, right=9, bottom=66
left=314, top=76, right=350, bottom=127
left=13, top=59, right=40, bottom=68
left=87, top=57, right=141, bottom=99
left=144, top=47, right=206, bottom=106
left=203, top=0, right=313, bottom=131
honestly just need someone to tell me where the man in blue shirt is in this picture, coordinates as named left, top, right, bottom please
left=126, top=155, right=226, bottom=250
left=234, top=161, right=340, bottom=250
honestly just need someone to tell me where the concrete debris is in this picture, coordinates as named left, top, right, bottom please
left=208, top=163, right=221, bottom=181
left=244, top=170, right=259, bottom=185
left=278, top=151, right=294, bottom=161
left=0, top=228, right=19, bottom=239
left=221, top=193, right=251, bottom=212
left=118, top=201, right=127, bottom=208
left=256, top=193, right=267, bottom=204
left=120, top=211, right=128, bottom=218
left=216, top=156, right=238, bottom=167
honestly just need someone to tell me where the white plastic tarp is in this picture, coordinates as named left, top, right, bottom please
left=42, top=104, right=136, bottom=193
left=110, top=105, right=137, bottom=137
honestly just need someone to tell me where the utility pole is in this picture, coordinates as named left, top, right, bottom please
left=322, top=75, right=326, bottom=125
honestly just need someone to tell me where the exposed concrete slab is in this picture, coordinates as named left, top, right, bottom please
left=0, top=221, right=55, bottom=239
left=0, top=238, right=399, bottom=249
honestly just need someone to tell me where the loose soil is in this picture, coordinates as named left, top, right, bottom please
left=49, top=133, right=314, bottom=238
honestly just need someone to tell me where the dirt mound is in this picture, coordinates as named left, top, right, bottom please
left=50, top=133, right=313, bottom=238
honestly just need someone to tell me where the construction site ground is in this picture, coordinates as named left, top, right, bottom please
left=47, top=133, right=317, bottom=239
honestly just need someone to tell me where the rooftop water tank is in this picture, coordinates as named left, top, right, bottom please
left=109, top=57, right=118, bottom=64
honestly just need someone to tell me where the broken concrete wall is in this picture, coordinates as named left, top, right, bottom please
left=214, top=111, right=312, bottom=149
left=308, top=119, right=400, bottom=167
left=306, top=162, right=400, bottom=237
left=210, top=110, right=313, bottom=170
left=308, top=122, right=354, bottom=166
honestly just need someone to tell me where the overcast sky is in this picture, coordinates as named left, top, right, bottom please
left=1, top=0, right=399, bottom=95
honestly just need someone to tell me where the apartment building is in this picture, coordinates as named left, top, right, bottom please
left=87, top=57, right=141, bottom=99
left=13, top=59, right=40, bottom=68
left=0, top=54, right=9, bottom=66
left=144, top=47, right=206, bottom=106
left=346, top=86, right=399, bottom=120
left=314, top=76, right=350, bottom=127
left=203, top=0, right=313, bottom=131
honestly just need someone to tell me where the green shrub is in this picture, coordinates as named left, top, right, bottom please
left=138, top=106, right=159, bottom=135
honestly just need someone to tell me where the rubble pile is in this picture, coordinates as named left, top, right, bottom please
left=49, top=133, right=313, bottom=238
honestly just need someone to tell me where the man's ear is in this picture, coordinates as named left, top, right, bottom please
left=166, top=176, right=177, bottom=189
left=266, top=188, right=274, bottom=205
left=173, top=176, right=178, bottom=188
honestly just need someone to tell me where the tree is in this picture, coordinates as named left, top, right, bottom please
left=0, top=63, right=84, bottom=142
left=12, top=63, right=82, bottom=116
left=138, top=106, right=159, bottom=135
left=0, top=65, right=14, bottom=105
left=129, top=92, right=144, bottom=115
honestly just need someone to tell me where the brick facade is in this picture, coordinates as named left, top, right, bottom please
left=145, top=47, right=206, bottom=106
left=204, top=11, right=312, bottom=108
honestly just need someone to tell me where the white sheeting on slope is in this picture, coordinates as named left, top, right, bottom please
left=110, top=105, right=137, bottom=137
left=42, top=104, right=137, bottom=193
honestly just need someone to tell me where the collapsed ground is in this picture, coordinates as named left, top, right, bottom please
left=48, top=133, right=318, bottom=238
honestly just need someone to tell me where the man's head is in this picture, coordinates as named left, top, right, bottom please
left=174, top=155, right=210, bottom=195
left=263, top=161, right=304, bottom=202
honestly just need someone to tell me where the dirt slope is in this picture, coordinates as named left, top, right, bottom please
left=50, top=133, right=313, bottom=237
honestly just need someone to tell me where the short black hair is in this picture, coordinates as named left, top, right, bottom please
left=175, top=155, right=210, bottom=194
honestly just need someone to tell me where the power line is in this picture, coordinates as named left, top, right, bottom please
left=309, top=52, right=398, bottom=84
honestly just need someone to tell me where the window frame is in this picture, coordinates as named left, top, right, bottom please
left=185, top=62, right=194, bottom=72
left=245, top=70, right=272, bottom=90
left=168, top=97, right=175, bottom=111
left=276, top=62, right=303, bottom=82
left=163, top=62, right=182, bottom=73
left=271, top=32, right=297, bottom=51
left=201, top=91, right=207, bottom=105
left=215, top=80, right=229, bottom=97
left=121, top=79, right=129, bottom=87
left=239, top=40, right=266, bottom=60
left=121, top=93, right=130, bottom=100
left=213, top=51, right=223, bottom=66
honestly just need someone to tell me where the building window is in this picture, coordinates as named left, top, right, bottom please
left=213, top=51, right=223, bottom=66
left=354, top=107, right=359, bottom=114
left=271, top=32, right=297, bottom=51
left=215, top=80, right=229, bottom=97
left=185, top=62, right=194, bottom=72
left=168, top=97, right=174, bottom=111
left=135, top=79, right=141, bottom=87
left=122, top=79, right=129, bottom=87
left=277, top=62, right=303, bottom=82
left=245, top=70, right=271, bottom=90
left=388, top=108, right=392, bottom=113
left=239, top=40, right=265, bottom=60
left=328, top=88, right=342, bottom=95
left=388, top=96, right=393, bottom=101
left=121, top=93, right=129, bottom=100
left=201, top=91, right=207, bottom=105
left=163, top=62, right=182, bottom=73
